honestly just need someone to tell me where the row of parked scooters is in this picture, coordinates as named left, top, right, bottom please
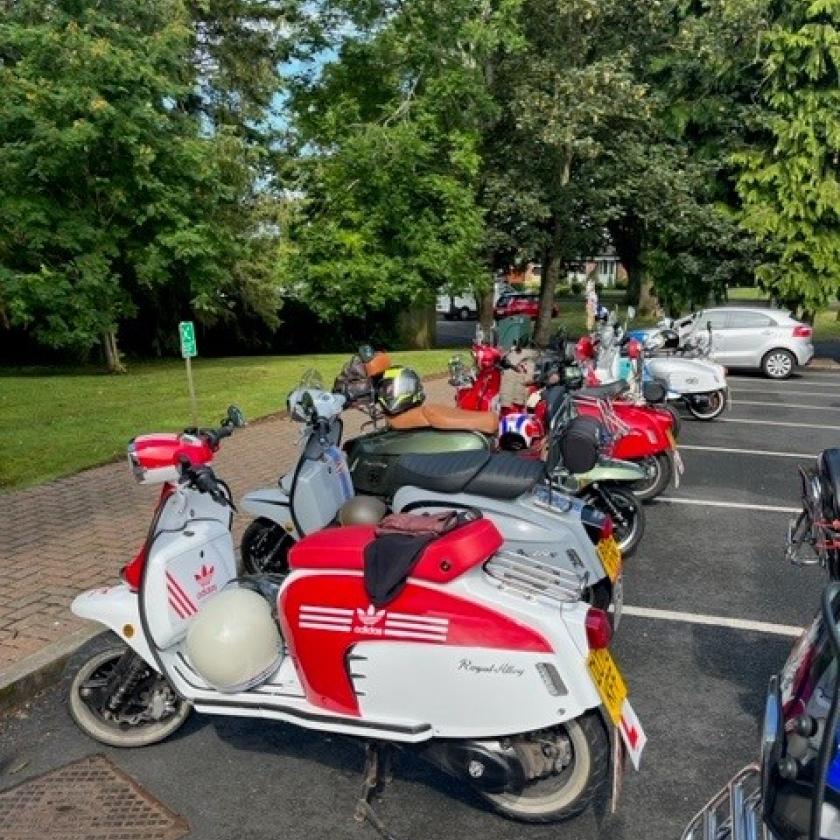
left=62, top=313, right=731, bottom=834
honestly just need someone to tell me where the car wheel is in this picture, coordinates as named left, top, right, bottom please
left=460, top=307, right=471, bottom=321
left=762, top=349, right=795, bottom=379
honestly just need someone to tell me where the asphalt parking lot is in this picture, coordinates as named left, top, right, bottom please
left=1, top=368, right=837, bottom=840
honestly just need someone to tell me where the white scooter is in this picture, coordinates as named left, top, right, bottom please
left=65, top=405, right=646, bottom=827
left=242, top=375, right=624, bottom=621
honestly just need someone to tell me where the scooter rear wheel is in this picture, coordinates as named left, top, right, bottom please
left=685, top=389, right=726, bottom=421
left=584, top=486, right=644, bottom=557
left=66, top=632, right=191, bottom=748
left=477, top=713, right=609, bottom=823
left=629, top=453, right=672, bottom=502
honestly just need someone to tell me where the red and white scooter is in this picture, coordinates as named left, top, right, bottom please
left=65, top=403, right=645, bottom=827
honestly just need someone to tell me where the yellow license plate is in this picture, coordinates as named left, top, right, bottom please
left=666, top=429, right=677, bottom=449
left=588, top=648, right=628, bottom=726
left=597, top=536, right=622, bottom=583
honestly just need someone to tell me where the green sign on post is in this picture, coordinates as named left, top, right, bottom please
left=179, top=321, right=199, bottom=426
left=179, top=321, right=197, bottom=359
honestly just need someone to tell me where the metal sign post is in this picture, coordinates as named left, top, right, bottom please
left=179, top=321, right=199, bottom=427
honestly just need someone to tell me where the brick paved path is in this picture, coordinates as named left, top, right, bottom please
left=0, top=378, right=452, bottom=670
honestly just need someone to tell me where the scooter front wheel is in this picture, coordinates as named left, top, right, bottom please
left=477, top=713, right=609, bottom=823
left=66, top=632, right=191, bottom=748
left=685, top=389, right=727, bottom=421
left=241, top=518, right=295, bottom=575
left=629, top=453, right=672, bottom=502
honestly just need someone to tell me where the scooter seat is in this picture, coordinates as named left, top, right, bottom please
left=818, top=448, right=840, bottom=516
left=389, top=404, right=499, bottom=436
left=389, top=450, right=545, bottom=500
left=288, top=518, right=503, bottom=583
left=575, top=380, right=629, bottom=400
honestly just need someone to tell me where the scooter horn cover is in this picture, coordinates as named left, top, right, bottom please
left=559, top=416, right=602, bottom=474
left=186, top=588, right=283, bottom=693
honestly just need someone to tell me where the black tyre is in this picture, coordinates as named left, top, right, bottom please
left=66, top=632, right=190, bottom=748
left=477, top=713, right=610, bottom=823
left=762, top=348, right=796, bottom=379
left=629, top=453, right=672, bottom=502
left=241, top=518, right=294, bottom=575
left=460, top=307, right=471, bottom=321
left=585, top=486, right=644, bottom=557
left=664, top=404, right=681, bottom=438
left=685, top=389, right=726, bottom=421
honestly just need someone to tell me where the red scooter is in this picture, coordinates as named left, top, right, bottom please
left=451, top=340, right=681, bottom=501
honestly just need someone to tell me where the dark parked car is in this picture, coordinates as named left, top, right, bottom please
left=494, top=293, right=559, bottom=320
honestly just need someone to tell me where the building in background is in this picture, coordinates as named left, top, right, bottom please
left=503, top=247, right=628, bottom=291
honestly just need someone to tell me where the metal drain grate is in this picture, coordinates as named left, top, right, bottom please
left=0, top=754, right=190, bottom=840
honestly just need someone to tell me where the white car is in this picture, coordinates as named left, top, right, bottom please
left=436, top=292, right=478, bottom=321
left=683, top=307, right=814, bottom=379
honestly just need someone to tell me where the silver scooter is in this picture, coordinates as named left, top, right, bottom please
left=241, top=373, right=624, bottom=622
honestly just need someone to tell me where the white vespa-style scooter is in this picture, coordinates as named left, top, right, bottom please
left=66, top=406, right=646, bottom=827
left=241, top=375, right=624, bottom=621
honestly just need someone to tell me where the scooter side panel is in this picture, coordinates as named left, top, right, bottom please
left=392, top=486, right=607, bottom=585
left=278, top=570, right=552, bottom=718
left=241, top=486, right=293, bottom=529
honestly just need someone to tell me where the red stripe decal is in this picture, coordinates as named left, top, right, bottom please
left=166, top=580, right=195, bottom=616
left=166, top=572, right=197, bottom=613
left=167, top=582, right=195, bottom=616
left=168, top=596, right=187, bottom=619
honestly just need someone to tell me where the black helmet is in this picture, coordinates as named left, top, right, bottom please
left=376, top=366, right=425, bottom=415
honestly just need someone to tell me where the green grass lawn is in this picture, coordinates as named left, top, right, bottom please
left=0, top=349, right=454, bottom=492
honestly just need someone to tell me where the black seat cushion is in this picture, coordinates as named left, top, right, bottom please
left=390, top=451, right=492, bottom=495
left=390, top=450, right=544, bottom=500
left=819, top=448, right=840, bottom=516
left=575, top=380, right=629, bottom=399
left=464, top=452, right=545, bottom=499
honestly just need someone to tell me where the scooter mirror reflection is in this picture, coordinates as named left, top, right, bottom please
left=226, top=405, right=246, bottom=427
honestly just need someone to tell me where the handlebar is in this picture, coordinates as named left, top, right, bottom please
left=177, top=460, right=234, bottom=509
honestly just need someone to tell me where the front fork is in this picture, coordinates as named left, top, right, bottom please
left=785, top=509, right=819, bottom=566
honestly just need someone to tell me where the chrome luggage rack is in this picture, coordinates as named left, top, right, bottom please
left=483, top=548, right=583, bottom=606
left=681, top=764, right=769, bottom=840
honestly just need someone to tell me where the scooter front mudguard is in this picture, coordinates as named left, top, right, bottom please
left=241, top=486, right=293, bottom=529
left=71, top=584, right=156, bottom=668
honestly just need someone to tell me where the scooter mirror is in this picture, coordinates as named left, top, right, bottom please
left=706, top=321, right=713, bottom=333
left=358, top=344, right=375, bottom=364
left=226, top=405, right=246, bottom=427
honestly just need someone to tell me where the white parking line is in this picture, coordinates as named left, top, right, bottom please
left=679, top=444, right=813, bottom=459
left=657, top=497, right=799, bottom=514
left=734, top=399, right=839, bottom=411
left=729, top=374, right=840, bottom=384
left=720, top=417, right=840, bottom=431
left=621, top=605, right=803, bottom=638
left=731, top=388, right=840, bottom=399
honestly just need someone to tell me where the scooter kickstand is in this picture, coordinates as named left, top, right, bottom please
left=354, top=743, right=400, bottom=840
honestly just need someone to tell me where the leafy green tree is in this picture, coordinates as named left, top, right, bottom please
left=733, top=0, right=840, bottom=318
left=279, top=0, right=516, bottom=345
left=0, top=0, right=280, bottom=370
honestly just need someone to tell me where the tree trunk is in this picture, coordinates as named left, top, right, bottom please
left=478, top=286, right=495, bottom=334
left=608, top=217, right=643, bottom=306
left=397, top=298, right=436, bottom=349
left=534, top=246, right=561, bottom=347
left=102, top=328, right=126, bottom=374
left=534, top=147, right=572, bottom=346
left=638, top=276, right=658, bottom=317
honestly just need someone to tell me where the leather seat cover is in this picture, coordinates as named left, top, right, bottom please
left=575, top=380, right=629, bottom=399
left=391, top=450, right=544, bottom=500
left=389, top=404, right=499, bottom=435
